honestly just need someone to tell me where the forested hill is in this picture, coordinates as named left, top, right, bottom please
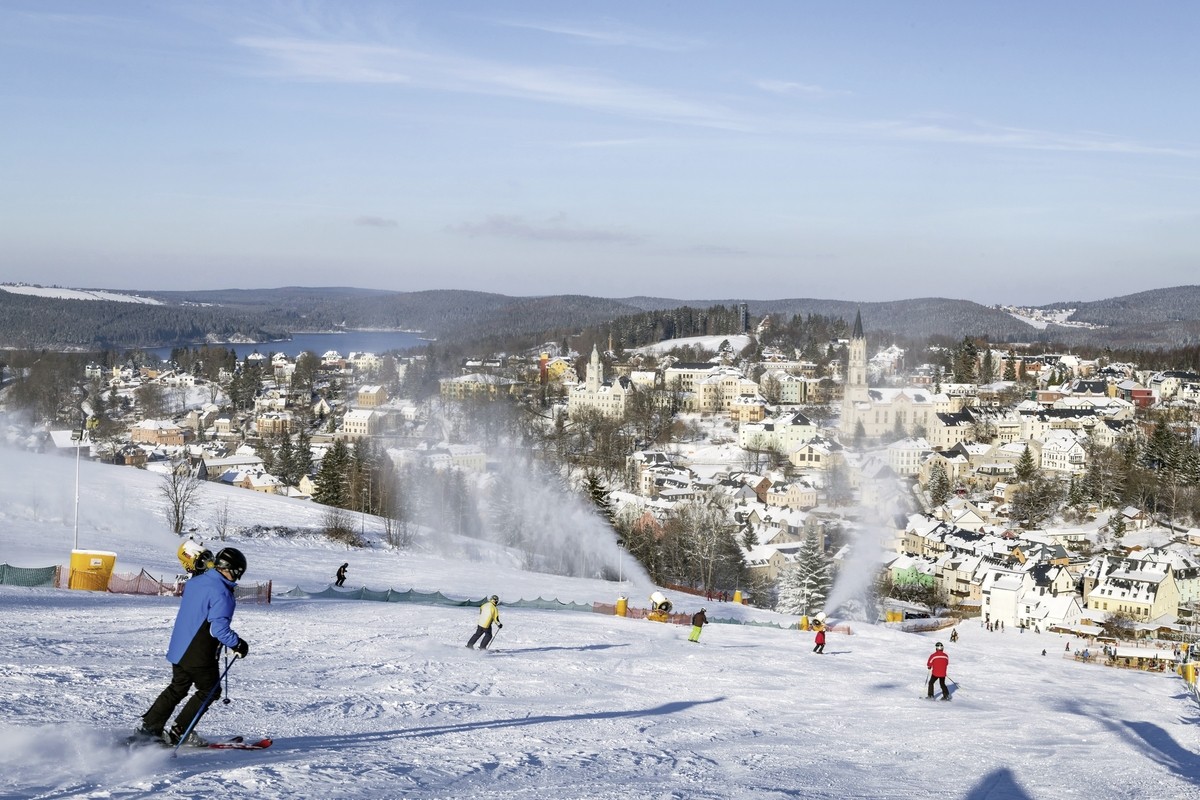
left=2, top=284, right=1199, bottom=351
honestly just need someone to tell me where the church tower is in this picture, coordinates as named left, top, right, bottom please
left=842, top=310, right=870, bottom=432
left=848, top=310, right=867, bottom=390
left=585, top=344, right=603, bottom=393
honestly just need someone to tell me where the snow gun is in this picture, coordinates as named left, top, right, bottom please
left=177, top=537, right=214, bottom=578
left=648, top=591, right=673, bottom=623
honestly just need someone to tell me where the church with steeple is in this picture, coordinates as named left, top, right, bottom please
left=567, top=344, right=633, bottom=420
left=840, top=310, right=943, bottom=441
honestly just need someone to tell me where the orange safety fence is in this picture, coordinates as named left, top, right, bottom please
left=60, top=568, right=273, bottom=603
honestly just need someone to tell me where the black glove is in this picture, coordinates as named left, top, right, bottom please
left=232, top=639, right=250, bottom=658
left=497, top=622, right=503, bottom=629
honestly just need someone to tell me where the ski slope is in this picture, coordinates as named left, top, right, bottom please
left=1, top=448, right=1197, bottom=800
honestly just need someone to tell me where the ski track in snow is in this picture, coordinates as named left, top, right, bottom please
left=0, top=449, right=1198, bottom=798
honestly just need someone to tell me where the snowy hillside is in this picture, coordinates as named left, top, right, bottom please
left=633, top=334, right=752, bottom=356
left=0, top=283, right=163, bottom=304
left=1, top=448, right=1197, bottom=800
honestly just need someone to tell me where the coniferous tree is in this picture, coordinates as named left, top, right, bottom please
left=583, top=470, right=616, bottom=527
left=1015, top=445, right=1038, bottom=483
left=980, top=347, right=995, bottom=384
left=294, top=428, right=313, bottom=484
left=775, top=531, right=832, bottom=616
left=928, top=462, right=950, bottom=507
left=1081, top=441, right=1126, bottom=510
left=313, top=439, right=352, bottom=508
left=1004, top=350, right=1017, bottom=381
left=953, top=337, right=978, bottom=383
left=274, top=431, right=296, bottom=486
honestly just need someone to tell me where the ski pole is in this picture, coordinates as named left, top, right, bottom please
left=172, top=655, right=240, bottom=758
left=221, top=653, right=233, bottom=706
left=488, top=627, right=501, bottom=651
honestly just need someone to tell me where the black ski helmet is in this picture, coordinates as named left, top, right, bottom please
left=490, top=594, right=499, bottom=604
left=935, top=642, right=944, bottom=650
left=214, top=547, right=247, bottom=581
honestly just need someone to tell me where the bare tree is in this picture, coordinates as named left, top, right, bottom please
left=160, top=457, right=203, bottom=534
left=136, top=382, right=166, bottom=419
left=214, top=499, right=231, bottom=542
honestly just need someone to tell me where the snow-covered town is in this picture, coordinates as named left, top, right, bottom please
left=7, top=308, right=1200, bottom=658
left=2, top=306, right=1200, bottom=799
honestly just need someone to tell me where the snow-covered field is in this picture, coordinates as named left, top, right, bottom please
left=0, top=283, right=162, bottom=304
left=1, top=448, right=1198, bottom=799
left=633, top=334, right=752, bottom=356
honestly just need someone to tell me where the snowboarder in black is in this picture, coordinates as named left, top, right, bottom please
left=335, top=563, right=348, bottom=587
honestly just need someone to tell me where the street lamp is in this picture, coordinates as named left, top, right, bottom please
left=72, top=400, right=94, bottom=552
left=70, top=426, right=84, bottom=551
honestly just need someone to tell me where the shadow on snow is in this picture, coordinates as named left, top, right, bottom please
left=278, top=697, right=727, bottom=750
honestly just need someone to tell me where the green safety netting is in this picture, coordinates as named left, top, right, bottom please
left=712, top=617, right=791, bottom=630
left=0, top=564, right=59, bottom=588
left=277, top=585, right=593, bottom=613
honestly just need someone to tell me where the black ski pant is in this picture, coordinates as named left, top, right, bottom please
left=143, top=660, right=221, bottom=734
left=467, top=625, right=494, bottom=649
left=927, top=675, right=948, bottom=699
left=813, top=643, right=825, bottom=653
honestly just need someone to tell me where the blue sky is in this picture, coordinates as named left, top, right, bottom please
left=1, top=2, right=1197, bottom=304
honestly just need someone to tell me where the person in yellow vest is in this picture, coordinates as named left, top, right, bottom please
left=466, top=595, right=502, bottom=649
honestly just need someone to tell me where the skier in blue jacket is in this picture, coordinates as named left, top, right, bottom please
left=136, top=547, right=250, bottom=745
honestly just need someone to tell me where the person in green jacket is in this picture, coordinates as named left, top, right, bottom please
left=466, top=595, right=502, bottom=649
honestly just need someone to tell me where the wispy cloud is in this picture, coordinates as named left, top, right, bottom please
left=488, top=18, right=703, bottom=52
left=355, top=215, right=398, bottom=228
left=866, top=115, right=1198, bottom=157
left=755, top=79, right=846, bottom=99
left=237, top=37, right=411, bottom=83
left=450, top=214, right=643, bottom=245
left=236, top=36, right=748, bottom=130
left=566, top=137, right=667, bottom=149
left=679, top=244, right=759, bottom=258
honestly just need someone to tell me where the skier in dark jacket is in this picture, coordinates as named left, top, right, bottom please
left=136, top=548, right=250, bottom=745
left=688, top=608, right=708, bottom=643
left=335, top=562, right=348, bottom=587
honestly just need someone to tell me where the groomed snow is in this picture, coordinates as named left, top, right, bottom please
left=1, top=448, right=1197, bottom=799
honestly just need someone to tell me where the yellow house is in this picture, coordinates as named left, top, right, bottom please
left=1086, top=561, right=1180, bottom=622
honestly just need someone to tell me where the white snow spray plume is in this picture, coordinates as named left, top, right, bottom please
left=415, top=446, right=653, bottom=596
left=823, top=477, right=895, bottom=622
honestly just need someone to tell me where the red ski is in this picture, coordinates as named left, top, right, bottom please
left=208, top=736, right=273, bottom=750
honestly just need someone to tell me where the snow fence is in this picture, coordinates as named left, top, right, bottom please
left=279, top=586, right=798, bottom=630
left=277, top=585, right=592, bottom=613
left=0, top=563, right=60, bottom=588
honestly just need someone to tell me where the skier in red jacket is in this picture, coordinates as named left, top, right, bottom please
left=926, top=641, right=950, bottom=700
left=812, top=625, right=826, bottom=654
